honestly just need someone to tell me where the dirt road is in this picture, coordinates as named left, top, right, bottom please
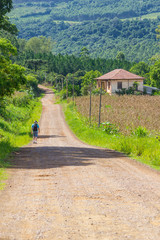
left=0, top=86, right=160, bottom=240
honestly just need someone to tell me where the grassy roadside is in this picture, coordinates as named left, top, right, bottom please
left=0, top=94, right=42, bottom=189
left=63, top=102, right=160, bottom=171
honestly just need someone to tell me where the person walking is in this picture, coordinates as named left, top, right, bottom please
left=31, top=120, right=40, bottom=143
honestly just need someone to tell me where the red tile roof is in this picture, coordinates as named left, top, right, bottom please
left=96, top=69, right=144, bottom=80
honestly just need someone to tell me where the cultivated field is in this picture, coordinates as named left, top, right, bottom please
left=74, top=95, right=160, bottom=135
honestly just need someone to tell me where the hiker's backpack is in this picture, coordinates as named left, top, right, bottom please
left=33, top=123, right=38, bottom=131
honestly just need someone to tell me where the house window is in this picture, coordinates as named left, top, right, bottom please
left=117, top=82, right=122, bottom=89
left=108, top=81, right=111, bottom=90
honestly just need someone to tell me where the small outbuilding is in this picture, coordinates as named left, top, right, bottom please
left=96, top=69, right=144, bottom=94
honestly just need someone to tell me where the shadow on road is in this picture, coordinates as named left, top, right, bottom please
left=38, top=135, right=66, bottom=139
left=10, top=146, right=125, bottom=170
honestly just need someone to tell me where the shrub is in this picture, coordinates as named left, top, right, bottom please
left=152, top=90, right=160, bottom=96
left=132, top=126, right=148, bottom=137
left=12, top=95, right=32, bottom=107
left=101, top=121, right=119, bottom=135
left=92, top=88, right=107, bottom=95
left=59, top=89, right=67, bottom=100
left=26, top=74, right=38, bottom=95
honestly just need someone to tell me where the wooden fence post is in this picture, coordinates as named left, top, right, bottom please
left=89, top=84, right=92, bottom=124
left=66, top=76, right=68, bottom=99
left=98, top=82, right=102, bottom=127
left=72, top=74, right=75, bottom=103
left=62, top=77, right=63, bottom=89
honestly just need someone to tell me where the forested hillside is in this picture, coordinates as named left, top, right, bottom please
left=12, top=0, right=160, bottom=20
left=8, top=0, right=160, bottom=61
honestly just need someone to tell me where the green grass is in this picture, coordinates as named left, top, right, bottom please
left=0, top=94, right=42, bottom=189
left=63, top=102, right=160, bottom=171
left=122, top=12, right=160, bottom=21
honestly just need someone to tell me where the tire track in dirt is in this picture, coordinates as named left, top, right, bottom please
left=0, top=86, right=160, bottom=240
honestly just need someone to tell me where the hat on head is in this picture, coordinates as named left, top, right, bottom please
left=34, top=120, right=38, bottom=123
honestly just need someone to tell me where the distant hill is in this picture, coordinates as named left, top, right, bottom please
left=9, top=0, right=160, bottom=62
left=12, top=0, right=160, bottom=20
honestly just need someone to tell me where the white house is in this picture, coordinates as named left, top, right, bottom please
left=96, top=69, right=144, bottom=94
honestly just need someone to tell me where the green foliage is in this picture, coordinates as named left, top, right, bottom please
left=92, top=88, right=106, bottom=95
left=116, top=51, right=125, bottom=61
left=150, top=60, right=160, bottom=88
left=63, top=101, right=160, bottom=170
left=132, top=126, right=148, bottom=137
left=115, top=82, right=144, bottom=95
left=101, top=122, right=119, bottom=135
left=81, top=70, right=101, bottom=95
left=25, top=36, right=53, bottom=54
left=8, top=0, right=160, bottom=62
left=130, top=62, right=150, bottom=84
left=0, top=16, right=18, bottom=35
left=0, top=0, right=12, bottom=16
left=82, top=70, right=101, bottom=86
left=0, top=0, right=18, bottom=35
left=12, top=95, right=32, bottom=107
left=0, top=37, right=17, bottom=56
left=130, top=62, right=150, bottom=76
left=151, top=89, right=160, bottom=95
left=149, top=150, right=160, bottom=166
left=59, top=89, right=67, bottom=100
left=11, top=0, right=160, bottom=22
left=119, top=138, right=132, bottom=155
left=0, top=38, right=27, bottom=97
left=16, top=42, right=133, bottom=76
left=0, top=92, right=42, bottom=189
left=156, top=25, right=160, bottom=39
left=26, top=74, right=38, bottom=94
left=80, top=47, right=90, bottom=59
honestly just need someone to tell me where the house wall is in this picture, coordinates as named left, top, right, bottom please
left=111, top=80, right=143, bottom=93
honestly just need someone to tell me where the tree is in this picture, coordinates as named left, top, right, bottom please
left=0, top=0, right=12, bottom=17
left=0, top=16, right=18, bottom=35
left=0, top=38, right=27, bottom=97
left=0, top=0, right=18, bottom=34
left=26, top=74, right=38, bottom=94
left=116, top=51, right=125, bottom=61
left=81, top=70, right=101, bottom=95
left=130, top=61, right=150, bottom=84
left=150, top=60, right=160, bottom=88
left=156, top=25, right=160, bottom=40
left=80, top=47, right=90, bottom=59
left=25, top=36, right=53, bottom=54
left=25, top=59, right=47, bottom=72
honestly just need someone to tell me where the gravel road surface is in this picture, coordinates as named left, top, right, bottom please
left=0, top=86, right=160, bottom=240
